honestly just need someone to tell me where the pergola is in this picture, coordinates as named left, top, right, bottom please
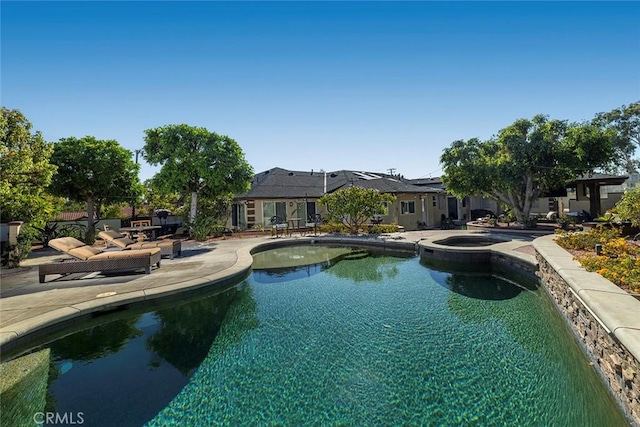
left=569, top=173, right=629, bottom=218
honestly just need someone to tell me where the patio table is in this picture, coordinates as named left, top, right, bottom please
left=119, top=226, right=162, bottom=242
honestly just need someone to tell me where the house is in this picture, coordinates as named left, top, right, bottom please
left=407, top=177, right=499, bottom=221
left=230, top=168, right=447, bottom=231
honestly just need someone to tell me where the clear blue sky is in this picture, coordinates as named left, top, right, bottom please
left=3, top=1, right=639, bottom=181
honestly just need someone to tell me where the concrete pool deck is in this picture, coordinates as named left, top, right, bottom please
left=0, top=229, right=539, bottom=353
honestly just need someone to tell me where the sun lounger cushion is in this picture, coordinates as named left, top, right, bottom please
left=68, top=245, right=103, bottom=260
left=101, top=230, right=137, bottom=247
left=49, top=236, right=86, bottom=253
left=90, top=248, right=161, bottom=259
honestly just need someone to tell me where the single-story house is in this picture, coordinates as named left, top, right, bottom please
left=230, top=168, right=448, bottom=231
left=407, top=177, right=497, bottom=221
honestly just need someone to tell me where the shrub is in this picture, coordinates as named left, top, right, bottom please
left=33, top=222, right=60, bottom=246
left=576, top=253, right=640, bottom=292
left=318, top=223, right=350, bottom=234
left=57, top=223, right=87, bottom=240
left=557, top=216, right=572, bottom=230
left=554, top=226, right=622, bottom=251
left=498, top=211, right=516, bottom=224
left=1, top=225, right=38, bottom=268
left=556, top=226, right=639, bottom=292
left=615, top=186, right=640, bottom=227
left=185, top=214, right=216, bottom=241
left=368, top=224, right=401, bottom=234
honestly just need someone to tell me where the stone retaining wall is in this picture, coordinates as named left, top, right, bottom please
left=537, top=253, right=640, bottom=426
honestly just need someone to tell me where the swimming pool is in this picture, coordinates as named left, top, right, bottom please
left=1, top=246, right=629, bottom=426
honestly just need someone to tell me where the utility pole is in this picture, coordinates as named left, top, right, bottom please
left=388, top=168, right=396, bottom=176
left=131, top=149, right=143, bottom=220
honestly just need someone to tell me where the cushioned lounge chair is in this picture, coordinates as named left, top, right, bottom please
left=39, top=237, right=161, bottom=283
left=98, top=230, right=181, bottom=259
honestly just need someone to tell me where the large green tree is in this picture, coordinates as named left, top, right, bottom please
left=49, top=136, right=142, bottom=242
left=614, top=186, right=640, bottom=227
left=318, top=186, right=396, bottom=234
left=440, top=115, right=615, bottom=225
left=593, top=101, right=639, bottom=174
left=0, top=107, right=59, bottom=225
left=143, top=124, right=253, bottom=221
left=140, top=179, right=184, bottom=217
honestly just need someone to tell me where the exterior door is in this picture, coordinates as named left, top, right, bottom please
left=447, top=197, right=458, bottom=220
left=296, top=202, right=306, bottom=222
left=232, top=203, right=247, bottom=229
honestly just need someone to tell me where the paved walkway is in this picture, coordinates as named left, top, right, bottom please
left=0, top=230, right=537, bottom=352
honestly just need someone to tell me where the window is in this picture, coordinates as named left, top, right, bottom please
left=401, top=201, right=415, bottom=215
left=262, top=201, right=287, bottom=225
left=432, top=196, right=437, bottom=207
left=306, top=201, right=316, bottom=220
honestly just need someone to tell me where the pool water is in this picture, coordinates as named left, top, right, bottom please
left=2, top=247, right=629, bottom=426
left=432, top=236, right=507, bottom=247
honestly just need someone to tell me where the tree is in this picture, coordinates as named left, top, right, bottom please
left=318, top=186, right=396, bottom=234
left=141, top=179, right=184, bottom=217
left=614, top=186, right=640, bottom=227
left=0, top=107, right=59, bottom=225
left=49, top=136, right=142, bottom=242
left=143, top=124, right=253, bottom=221
left=440, top=115, right=615, bottom=225
left=593, top=101, right=640, bottom=174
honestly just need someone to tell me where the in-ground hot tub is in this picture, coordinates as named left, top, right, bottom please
left=432, top=235, right=508, bottom=247
left=419, top=233, right=536, bottom=281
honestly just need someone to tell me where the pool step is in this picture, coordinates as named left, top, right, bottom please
left=342, top=250, right=370, bottom=260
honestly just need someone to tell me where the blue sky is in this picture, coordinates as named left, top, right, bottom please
left=3, top=1, right=639, bottom=181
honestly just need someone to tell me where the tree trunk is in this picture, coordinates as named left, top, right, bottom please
left=86, top=197, right=95, bottom=243
left=190, top=192, right=198, bottom=221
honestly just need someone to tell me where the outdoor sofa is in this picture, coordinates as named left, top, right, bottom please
left=39, top=237, right=161, bottom=283
left=98, top=230, right=182, bottom=259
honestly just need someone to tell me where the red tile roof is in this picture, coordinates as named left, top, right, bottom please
left=53, top=211, right=95, bottom=221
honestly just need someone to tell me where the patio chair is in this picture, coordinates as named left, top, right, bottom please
left=39, top=237, right=161, bottom=283
left=98, top=230, right=182, bottom=259
left=304, top=214, right=322, bottom=236
left=270, top=216, right=287, bottom=237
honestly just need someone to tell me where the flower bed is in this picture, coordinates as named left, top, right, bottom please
left=554, top=227, right=640, bottom=292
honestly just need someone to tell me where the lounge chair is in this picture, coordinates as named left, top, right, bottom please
left=39, top=237, right=161, bottom=283
left=98, top=230, right=182, bottom=259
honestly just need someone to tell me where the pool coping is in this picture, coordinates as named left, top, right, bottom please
left=533, top=234, right=640, bottom=360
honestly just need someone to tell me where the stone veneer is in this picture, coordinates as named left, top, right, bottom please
left=534, top=235, right=640, bottom=426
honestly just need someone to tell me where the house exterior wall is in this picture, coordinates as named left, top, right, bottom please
left=424, top=193, right=448, bottom=228
left=232, top=198, right=327, bottom=230
left=529, top=197, right=559, bottom=216
left=391, top=194, right=422, bottom=230
left=231, top=192, right=447, bottom=231
left=562, top=191, right=624, bottom=216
